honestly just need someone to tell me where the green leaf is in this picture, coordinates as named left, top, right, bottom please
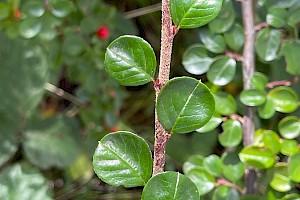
left=279, top=116, right=300, bottom=139
left=208, top=0, right=235, bottom=33
left=182, top=44, right=213, bottom=75
left=250, top=72, right=268, bottom=91
left=207, top=56, right=236, bottom=86
left=266, top=7, right=288, bottom=28
left=270, top=166, right=291, bottom=192
left=0, top=163, right=52, bottom=200
left=22, top=1, right=45, bottom=18
left=0, top=3, right=9, bottom=20
left=288, top=152, right=300, bottom=182
left=255, top=28, right=281, bottom=62
left=170, top=0, right=223, bottom=29
left=219, top=119, right=242, bottom=148
left=23, top=115, right=81, bottom=169
left=105, top=35, right=156, bottom=86
left=157, top=77, right=215, bottom=134
left=93, top=131, right=152, bottom=187
left=282, top=194, right=300, bottom=200
left=282, top=41, right=300, bottom=76
left=50, top=0, right=74, bottom=18
left=240, top=89, right=267, bottom=106
left=203, top=155, right=223, bottom=177
left=186, top=168, right=215, bottom=196
left=62, top=34, right=85, bottom=56
left=215, top=92, right=237, bottom=115
left=258, top=98, right=276, bottom=119
left=239, top=146, right=275, bottom=169
left=200, top=29, right=226, bottom=53
left=19, top=18, right=42, bottom=38
left=288, top=8, right=300, bottom=28
left=213, top=186, right=239, bottom=200
left=262, top=130, right=281, bottom=154
left=142, top=172, right=200, bottom=200
left=280, top=139, right=299, bottom=156
left=224, top=23, right=245, bottom=51
left=222, top=152, right=245, bottom=182
left=182, top=155, right=205, bottom=174
left=268, top=86, right=299, bottom=113
left=196, top=115, right=222, bottom=133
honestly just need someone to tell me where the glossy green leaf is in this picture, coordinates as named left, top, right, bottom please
left=266, top=7, right=288, bottom=28
left=182, top=44, right=213, bottom=75
left=186, top=168, right=215, bottom=196
left=282, top=41, right=300, bottom=76
left=224, top=23, right=245, bottom=51
left=157, top=77, right=215, bottom=134
left=19, top=18, right=42, bottom=38
left=222, top=151, right=245, bottom=183
left=196, top=115, right=222, bottom=133
left=93, top=131, right=152, bottom=187
left=213, top=186, right=239, bottom=200
left=288, top=8, right=300, bottom=28
left=0, top=3, right=9, bottom=20
left=215, top=92, right=237, bottom=115
left=105, top=35, right=156, bottom=86
left=255, top=28, right=281, bottom=62
left=262, top=130, right=281, bottom=154
left=268, top=86, right=299, bottom=113
left=239, top=146, right=275, bottom=169
left=50, top=0, right=74, bottom=18
left=203, top=155, right=223, bottom=177
left=270, top=166, right=291, bottom=192
left=142, top=172, right=200, bottom=200
left=250, top=72, right=268, bottom=91
left=282, top=194, right=300, bottom=200
left=288, top=152, right=300, bottom=182
left=258, top=98, right=276, bottom=119
left=240, top=89, right=267, bottom=106
left=23, top=115, right=81, bottom=169
left=279, top=116, right=300, bottom=139
left=23, top=1, right=45, bottom=17
left=207, top=56, right=236, bottom=86
left=208, top=0, right=235, bottom=33
left=183, top=155, right=204, bottom=174
left=170, top=0, right=223, bottom=29
left=0, top=163, right=52, bottom=200
left=219, top=119, right=242, bottom=148
left=200, top=29, right=226, bottom=53
left=280, top=139, right=299, bottom=156
left=62, top=34, right=85, bottom=56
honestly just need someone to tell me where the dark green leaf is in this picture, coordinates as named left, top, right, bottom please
left=267, top=7, right=288, bottom=28
left=196, top=115, right=222, bottom=133
left=182, top=44, right=213, bottom=75
left=50, top=0, right=74, bottom=18
left=19, top=18, right=42, bottom=38
left=23, top=1, right=45, bottom=17
left=288, top=8, right=300, bottom=28
left=280, top=139, right=299, bottom=156
left=222, top=161, right=245, bottom=183
left=157, top=77, right=215, bottom=134
left=170, top=0, right=223, bottom=29
left=219, top=119, right=242, bottom=148
left=279, top=116, right=300, bottom=139
left=288, top=152, right=300, bottom=182
left=186, top=168, right=215, bottom=196
left=207, top=56, right=236, bottom=86
left=215, top=92, right=237, bottom=115
left=62, top=34, right=85, bottom=56
left=200, top=29, right=226, bottom=53
left=224, top=23, right=245, bottom=51
left=239, top=146, right=275, bottom=169
left=240, top=89, right=267, bottom=106
left=93, top=131, right=152, bottom=187
left=282, top=41, right=300, bottom=76
left=142, top=172, right=200, bottom=200
left=250, top=72, right=268, bottom=91
left=213, top=186, right=239, bottom=200
left=203, top=155, right=223, bottom=177
left=105, top=35, right=156, bottom=86
left=258, top=98, right=276, bottom=119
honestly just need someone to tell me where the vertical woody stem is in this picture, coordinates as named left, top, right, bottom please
left=153, top=0, right=174, bottom=175
left=241, top=0, right=257, bottom=194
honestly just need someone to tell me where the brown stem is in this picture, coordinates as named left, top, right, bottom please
left=225, top=52, right=244, bottom=62
left=255, top=22, right=269, bottom=31
left=216, top=179, right=246, bottom=194
left=267, top=77, right=299, bottom=88
left=241, top=0, right=257, bottom=194
left=152, top=0, right=174, bottom=175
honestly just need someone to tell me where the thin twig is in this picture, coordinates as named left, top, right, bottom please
left=216, top=179, right=246, bottom=194
left=255, top=22, right=269, bottom=31
left=44, top=83, right=86, bottom=107
left=124, top=3, right=162, bottom=19
left=267, top=77, right=299, bottom=88
left=225, top=52, right=244, bottom=62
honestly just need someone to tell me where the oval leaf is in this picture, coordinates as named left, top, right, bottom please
left=258, top=98, right=276, bottom=119
left=186, top=168, right=215, bottom=196
left=196, top=115, right=222, bottom=133
left=279, top=116, right=300, bottom=139
left=222, top=151, right=245, bottom=182
left=250, top=72, right=268, bottom=91
left=262, top=130, right=281, bottom=154
left=203, top=154, right=223, bottom=177
left=105, top=35, right=156, bottom=86
left=219, top=119, right=242, bottom=148
left=157, top=77, right=215, bottom=134
left=93, top=131, right=152, bottom=187
left=19, top=18, right=42, bottom=38
left=213, top=186, right=239, bottom=200
left=215, top=92, right=237, bottom=115
left=239, top=146, right=275, bottom=169
left=183, top=155, right=205, bottom=174
left=50, top=0, right=74, bottom=18
left=240, top=89, right=267, bottom=106
left=280, top=139, right=299, bottom=156
left=266, top=7, right=288, bottom=28
left=224, top=23, right=245, bottom=51
left=170, top=0, right=223, bottom=29
left=288, top=152, right=300, bottom=182
left=200, top=29, right=226, bottom=53
left=270, top=166, right=291, bottom=192
left=142, top=172, right=200, bottom=200
left=282, top=41, right=300, bottom=76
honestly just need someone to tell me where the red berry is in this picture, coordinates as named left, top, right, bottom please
left=97, top=26, right=110, bottom=40
left=14, top=9, right=21, bottom=20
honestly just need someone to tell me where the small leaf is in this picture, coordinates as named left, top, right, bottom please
left=208, top=0, right=236, bottom=33
left=182, top=44, right=213, bottom=75
left=224, top=23, right=245, bottom=51
left=93, top=131, right=152, bottom=187
left=62, top=34, right=85, bottom=56
left=279, top=116, right=300, bottom=139
left=266, top=7, right=288, bottom=28
left=215, top=92, right=237, bottom=116
left=288, top=8, right=300, bottom=28
left=50, top=0, right=74, bottom=18
left=280, top=139, right=299, bottom=156
left=250, top=72, right=268, bottom=91
left=200, top=29, right=226, bottom=53
left=196, top=115, right=222, bottom=133
left=105, top=35, right=156, bottom=86
left=22, top=1, right=45, bottom=17
left=262, top=130, right=281, bottom=154
left=170, top=0, right=223, bottom=29
left=288, top=152, right=300, bottom=182
left=219, top=119, right=242, bottom=148
left=270, top=166, right=291, bottom=192
left=240, top=89, right=267, bottom=106
left=0, top=3, right=9, bottom=20
left=186, top=168, right=215, bottom=196
left=222, top=151, right=245, bottom=183
left=282, top=194, right=300, bottom=200
left=182, top=155, right=205, bottom=174
left=203, top=155, right=223, bottom=177
left=142, top=172, right=200, bottom=200
left=239, top=146, right=275, bottom=169
left=19, top=18, right=42, bottom=38
left=258, top=98, right=276, bottom=119
left=157, top=77, right=215, bottom=134
left=207, top=56, right=236, bottom=86
left=213, top=186, right=239, bottom=200
left=268, top=86, right=299, bottom=113
left=282, top=41, right=300, bottom=76
left=255, top=28, right=281, bottom=62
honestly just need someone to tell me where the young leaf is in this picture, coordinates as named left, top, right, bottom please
left=288, top=152, right=300, bottom=182
left=282, top=41, right=300, bottom=76
left=280, top=139, right=299, bottom=156
left=142, top=172, right=200, bottom=200
left=250, top=72, right=268, bottom=91
left=270, top=166, right=291, bottom=192
left=182, top=155, right=205, bottom=174
left=93, top=131, right=152, bottom=187
left=219, top=119, right=242, bottom=148
left=157, top=77, right=215, bottom=134
left=240, top=89, right=267, bottom=106
left=239, top=146, right=275, bottom=169
left=170, top=0, right=223, bottom=29
left=203, top=155, right=223, bottom=177
left=213, top=186, right=239, bottom=200
left=278, top=116, right=300, bottom=139
left=105, top=35, right=156, bottom=86
left=214, top=92, right=237, bottom=116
